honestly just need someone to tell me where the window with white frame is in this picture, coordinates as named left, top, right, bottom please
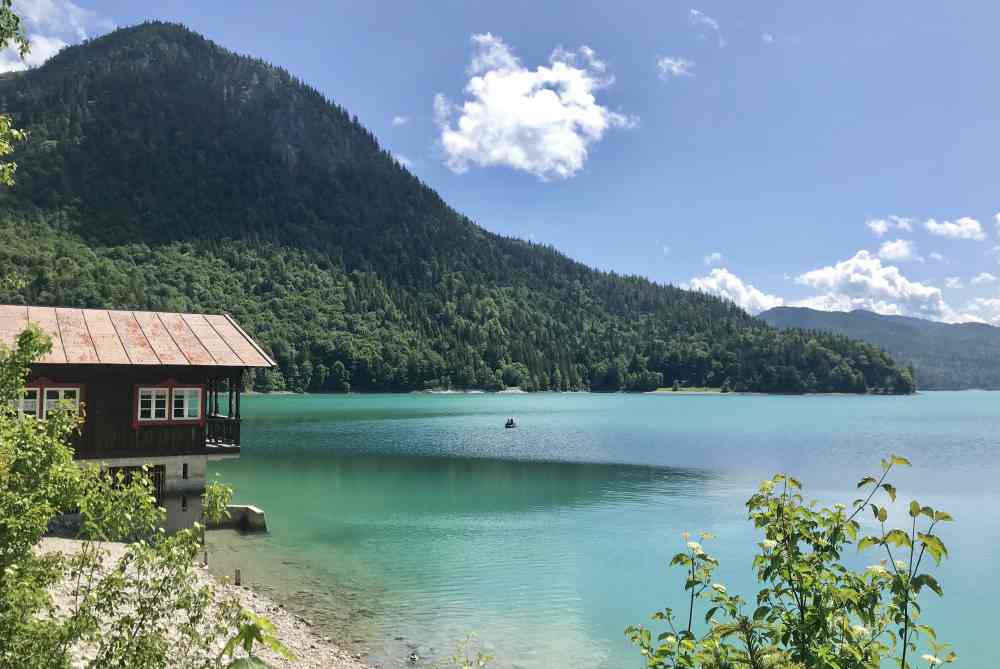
left=43, top=387, right=81, bottom=417
left=10, top=388, right=40, bottom=418
left=137, top=387, right=169, bottom=422
left=172, top=387, right=202, bottom=420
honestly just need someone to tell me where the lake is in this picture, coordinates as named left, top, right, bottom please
left=207, top=392, right=998, bottom=667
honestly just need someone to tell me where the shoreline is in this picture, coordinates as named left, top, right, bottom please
left=39, top=537, right=372, bottom=669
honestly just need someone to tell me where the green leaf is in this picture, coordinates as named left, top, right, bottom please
left=884, top=529, right=911, bottom=548
left=913, top=574, right=944, bottom=597
left=890, top=454, right=912, bottom=467
left=934, top=510, right=954, bottom=522
left=857, top=536, right=880, bottom=552
left=882, top=483, right=897, bottom=502
left=917, top=533, right=948, bottom=564
left=857, top=476, right=877, bottom=489
left=704, top=606, right=720, bottom=624
left=753, top=605, right=769, bottom=621
left=226, top=659, right=273, bottom=669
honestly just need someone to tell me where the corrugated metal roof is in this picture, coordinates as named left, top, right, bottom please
left=0, top=305, right=274, bottom=367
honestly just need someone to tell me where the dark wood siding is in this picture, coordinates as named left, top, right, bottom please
left=29, top=365, right=241, bottom=460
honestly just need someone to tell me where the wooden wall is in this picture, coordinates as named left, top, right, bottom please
left=28, top=364, right=240, bottom=460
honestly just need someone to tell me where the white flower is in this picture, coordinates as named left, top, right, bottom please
left=834, top=503, right=846, bottom=511
left=895, top=560, right=908, bottom=571
left=852, top=624, right=869, bottom=637
left=687, top=541, right=703, bottom=553
left=921, top=654, right=942, bottom=666
left=711, top=583, right=726, bottom=593
left=761, top=539, right=778, bottom=551
left=866, top=564, right=889, bottom=576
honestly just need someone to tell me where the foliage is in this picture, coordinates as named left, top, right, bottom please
left=0, top=328, right=281, bottom=667
left=762, top=305, right=1000, bottom=391
left=0, top=22, right=915, bottom=395
left=220, top=611, right=295, bottom=668
left=627, top=456, right=955, bottom=668
left=0, top=0, right=28, bottom=186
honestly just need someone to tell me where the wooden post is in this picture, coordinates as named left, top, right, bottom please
left=235, top=370, right=242, bottom=420
left=228, top=376, right=234, bottom=418
left=213, top=377, right=220, bottom=416
left=234, top=567, right=241, bottom=586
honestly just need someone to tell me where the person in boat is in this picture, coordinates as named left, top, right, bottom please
left=505, top=417, right=517, bottom=428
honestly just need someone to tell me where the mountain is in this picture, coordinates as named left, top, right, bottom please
left=760, top=306, right=1000, bottom=390
left=0, top=22, right=914, bottom=394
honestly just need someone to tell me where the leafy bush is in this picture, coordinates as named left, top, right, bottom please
left=627, top=456, right=955, bottom=668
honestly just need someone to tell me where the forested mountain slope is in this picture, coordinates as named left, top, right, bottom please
left=0, top=22, right=914, bottom=394
left=760, top=306, right=1000, bottom=390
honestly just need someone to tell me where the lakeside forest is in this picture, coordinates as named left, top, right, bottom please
left=0, top=22, right=915, bottom=395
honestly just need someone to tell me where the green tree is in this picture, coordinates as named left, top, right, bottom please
left=627, top=456, right=956, bottom=668
left=0, top=327, right=286, bottom=668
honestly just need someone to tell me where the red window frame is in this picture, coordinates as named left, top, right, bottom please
left=132, top=381, right=206, bottom=429
left=18, top=379, right=85, bottom=420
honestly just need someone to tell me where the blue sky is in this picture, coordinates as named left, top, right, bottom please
left=5, top=1, right=1000, bottom=323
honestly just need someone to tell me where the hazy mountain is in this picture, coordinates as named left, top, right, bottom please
left=760, top=306, right=1000, bottom=390
left=0, top=22, right=913, bottom=394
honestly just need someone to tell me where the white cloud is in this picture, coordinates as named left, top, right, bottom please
left=662, top=244, right=671, bottom=256
left=685, top=268, right=783, bottom=314
left=994, top=212, right=1000, bottom=234
left=761, top=33, right=774, bottom=44
left=866, top=215, right=912, bottom=237
left=961, top=298, right=1000, bottom=325
left=0, top=0, right=114, bottom=73
left=434, top=33, right=635, bottom=180
left=928, top=252, right=945, bottom=262
left=703, top=251, right=723, bottom=266
left=656, top=56, right=693, bottom=79
left=945, top=276, right=962, bottom=289
left=690, top=9, right=726, bottom=47
left=794, top=250, right=949, bottom=318
left=970, top=272, right=997, bottom=285
left=877, top=238, right=917, bottom=262
left=391, top=115, right=409, bottom=126
left=924, top=216, right=985, bottom=240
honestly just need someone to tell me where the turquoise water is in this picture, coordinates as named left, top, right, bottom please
left=208, top=392, right=999, bottom=667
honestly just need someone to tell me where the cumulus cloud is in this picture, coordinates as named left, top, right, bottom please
left=685, top=268, right=783, bottom=314
left=690, top=9, right=726, bottom=47
left=656, top=56, right=693, bottom=79
left=970, top=272, right=997, bottom=286
left=866, top=215, right=912, bottom=237
left=703, top=251, right=723, bottom=266
left=945, top=277, right=962, bottom=289
left=794, top=250, right=948, bottom=318
left=391, top=115, right=409, bottom=126
left=877, top=239, right=917, bottom=262
left=924, top=216, right=985, bottom=240
left=434, top=33, right=635, bottom=180
left=761, top=33, right=774, bottom=44
left=962, top=298, right=1000, bottom=325
left=0, top=0, right=114, bottom=72
left=928, top=252, right=945, bottom=262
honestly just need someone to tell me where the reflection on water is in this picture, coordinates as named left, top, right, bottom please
left=210, top=392, right=1000, bottom=668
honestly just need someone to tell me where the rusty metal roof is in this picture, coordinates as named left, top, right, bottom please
left=0, top=305, right=275, bottom=367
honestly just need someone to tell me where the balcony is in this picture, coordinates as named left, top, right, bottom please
left=205, top=414, right=241, bottom=455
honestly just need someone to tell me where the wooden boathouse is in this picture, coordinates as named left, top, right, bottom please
left=0, top=304, right=274, bottom=530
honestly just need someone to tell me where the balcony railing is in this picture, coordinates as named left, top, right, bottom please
left=206, top=415, right=240, bottom=448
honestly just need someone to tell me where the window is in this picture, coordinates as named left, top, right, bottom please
left=43, top=387, right=81, bottom=417
left=182, top=463, right=189, bottom=480
left=172, top=388, right=202, bottom=420
left=11, top=388, right=40, bottom=418
left=137, top=388, right=169, bottom=422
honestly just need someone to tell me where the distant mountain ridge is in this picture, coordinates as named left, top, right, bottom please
left=0, top=22, right=914, bottom=394
left=759, top=306, right=1000, bottom=390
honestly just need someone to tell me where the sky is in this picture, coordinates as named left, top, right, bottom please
left=4, top=1, right=1000, bottom=324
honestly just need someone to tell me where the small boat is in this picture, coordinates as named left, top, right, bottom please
left=504, top=418, right=518, bottom=429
